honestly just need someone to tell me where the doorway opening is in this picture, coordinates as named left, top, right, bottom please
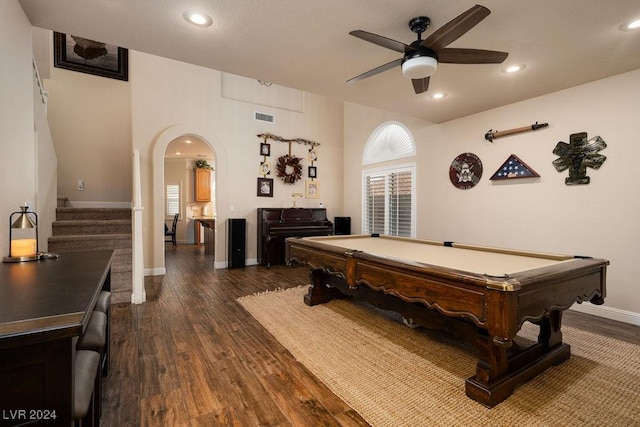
left=152, top=124, right=227, bottom=275
left=164, top=135, right=216, bottom=248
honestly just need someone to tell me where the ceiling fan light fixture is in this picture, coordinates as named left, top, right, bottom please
left=502, top=64, right=525, bottom=74
left=430, top=92, right=447, bottom=99
left=402, top=56, right=437, bottom=79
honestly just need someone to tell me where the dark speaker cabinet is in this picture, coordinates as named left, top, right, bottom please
left=227, top=218, right=246, bottom=269
left=334, top=216, right=351, bottom=235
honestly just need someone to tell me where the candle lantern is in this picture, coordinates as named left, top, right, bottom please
left=3, top=206, right=43, bottom=263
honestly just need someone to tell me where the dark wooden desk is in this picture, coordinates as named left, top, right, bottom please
left=0, top=250, right=113, bottom=426
left=287, top=235, right=608, bottom=407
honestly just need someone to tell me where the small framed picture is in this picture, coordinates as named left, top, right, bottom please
left=259, top=161, right=271, bottom=176
left=257, top=177, right=273, bottom=197
left=305, top=180, right=319, bottom=199
left=308, top=148, right=318, bottom=162
left=308, top=166, right=317, bottom=178
left=260, top=143, right=271, bottom=156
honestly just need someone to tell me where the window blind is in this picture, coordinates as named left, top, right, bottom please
left=363, top=167, right=414, bottom=237
left=365, top=174, right=386, bottom=234
left=388, top=170, right=412, bottom=237
left=166, top=184, right=180, bottom=217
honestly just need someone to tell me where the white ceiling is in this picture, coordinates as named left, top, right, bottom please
left=165, top=135, right=213, bottom=161
left=18, top=0, right=640, bottom=124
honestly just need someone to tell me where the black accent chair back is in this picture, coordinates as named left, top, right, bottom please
left=165, top=213, right=178, bottom=247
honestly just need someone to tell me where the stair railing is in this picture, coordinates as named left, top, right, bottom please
left=33, top=58, right=48, bottom=111
left=131, top=149, right=146, bottom=304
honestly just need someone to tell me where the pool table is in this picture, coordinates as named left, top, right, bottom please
left=286, top=234, right=608, bottom=407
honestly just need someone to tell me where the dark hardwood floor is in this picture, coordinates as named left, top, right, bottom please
left=102, top=244, right=639, bottom=426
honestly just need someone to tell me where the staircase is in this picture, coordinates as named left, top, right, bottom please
left=48, top=208, right=132, bottom=304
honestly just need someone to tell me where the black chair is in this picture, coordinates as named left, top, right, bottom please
left=165, top=213, right=178, bottom=247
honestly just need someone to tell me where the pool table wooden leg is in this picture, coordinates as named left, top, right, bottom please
left=538, top=310, right=563, bottom=348
left=466, top=312, right=571, bottom=407
left=304, top=267, right=347, bottom=306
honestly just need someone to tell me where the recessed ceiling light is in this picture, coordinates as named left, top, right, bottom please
left=502, top=64, right=526, bottom=74
left=175, top=151, right=182, bottom=155
left=184, top=139, right=192, bottom=144
left=620, top=18, right=640, bottom=31
left=183, top=10, right=212, bottom=27
left=429, top=92, right=447, bottom=99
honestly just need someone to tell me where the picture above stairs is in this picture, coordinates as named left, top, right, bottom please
left=48, top=207, right=132, bottom=304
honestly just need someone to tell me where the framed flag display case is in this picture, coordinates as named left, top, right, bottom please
left=490, top=154, right=540, bottom=180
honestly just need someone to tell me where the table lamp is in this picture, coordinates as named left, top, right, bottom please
left=3, top=205, right=44, bottom=263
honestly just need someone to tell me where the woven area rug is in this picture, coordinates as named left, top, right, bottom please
left=238, top=286, right=640, bottom=427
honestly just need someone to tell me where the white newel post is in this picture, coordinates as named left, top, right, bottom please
left=131, top=149, right=146, bottom=304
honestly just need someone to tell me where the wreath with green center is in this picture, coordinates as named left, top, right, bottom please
left=276, top=155, right=303, bottom=184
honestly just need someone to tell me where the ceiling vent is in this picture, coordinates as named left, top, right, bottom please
left=255, top=112, right=275, bottom=123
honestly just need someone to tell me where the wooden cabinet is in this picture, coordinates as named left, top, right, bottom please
left=195, top=168, right=211, bottom=202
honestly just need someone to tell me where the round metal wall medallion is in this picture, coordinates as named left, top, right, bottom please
left=449, top=153, right=482, bottom=189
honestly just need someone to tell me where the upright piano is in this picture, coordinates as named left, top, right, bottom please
left=257, top=208, right=333, bottom=267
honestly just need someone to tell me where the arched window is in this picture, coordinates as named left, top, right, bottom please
left=363, top=121, right=416, bottom=165
left=362, top=122, right=416, bottom=237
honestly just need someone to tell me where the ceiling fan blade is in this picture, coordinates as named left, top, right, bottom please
left=349, top=30, right=410, bottom=53
left=347, top=58, right=403, bottom=84
left=437, top=48, right=508, bottom=64
left=412, top=77, right=430, bottom=94
left=421, top=4, right=491, bottom=51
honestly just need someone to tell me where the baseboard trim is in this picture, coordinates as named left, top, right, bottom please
left=215, top=258, right=258, bottom=269
left=131, top=291, right=146, bottom=304
left=145, top=267, right=166, bottom=276
left=569, top=303, right=640, bottom=326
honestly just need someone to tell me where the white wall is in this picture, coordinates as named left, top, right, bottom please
left=44, top=46, right=132, bottom=206
left=0, top=0, right=56, bottom=255
left=131, top=52, right=344, bottom=271
left=344, top=70, right=640, bottom=323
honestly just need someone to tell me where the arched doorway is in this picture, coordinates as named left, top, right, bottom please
left=164, top=135, right=215, bottom=247
left=152, top=124, right=228, bottom=274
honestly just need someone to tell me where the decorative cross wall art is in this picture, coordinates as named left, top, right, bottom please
left=552, top=132, right=607, bottom=185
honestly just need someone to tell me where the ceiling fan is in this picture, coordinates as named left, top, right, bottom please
left=347, top=4, right=508, bottom=94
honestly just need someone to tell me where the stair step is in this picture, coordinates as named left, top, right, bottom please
left=112, top=248, right=132, bottom=266
left=57, top=196, right=69, bottom=208
left=110, top=290, right=131, bottom=304
left=48, top=234, right=131, bottom=252
left=112, top=272, right=131, bottom=288
left=56, top=207, right=131, bottom=221
left=52, top=220, right=131, bottom=236
left=49, top=207, right=134, bottom=304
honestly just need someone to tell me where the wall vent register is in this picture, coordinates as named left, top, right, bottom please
left=255, top=112, right=275, bottom=123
